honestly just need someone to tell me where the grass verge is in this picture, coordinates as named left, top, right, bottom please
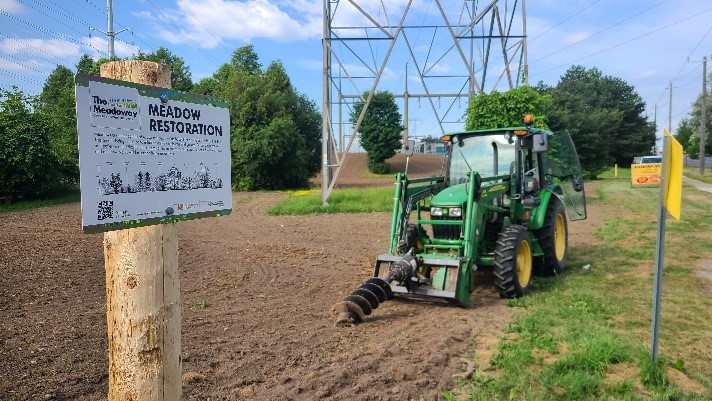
left=268, top=186, right=394, bottom=215
left=0, top=190, right=80, bottom=214
left=683, top=167, right=712, bottom=185
left=447, top=173, right=712, bottom=400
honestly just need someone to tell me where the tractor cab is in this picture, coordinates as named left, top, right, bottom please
left=437, top=124, right=586, bottom=228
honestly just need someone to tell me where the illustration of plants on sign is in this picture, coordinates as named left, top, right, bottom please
left=99, top=163, right=223, bottom=195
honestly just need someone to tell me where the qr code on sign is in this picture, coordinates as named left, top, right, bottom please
left=98, top=200, right=113, bottom=220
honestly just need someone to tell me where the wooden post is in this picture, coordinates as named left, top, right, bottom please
left=101, top=60, right=181, bottom=400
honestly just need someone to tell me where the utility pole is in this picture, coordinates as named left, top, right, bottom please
left=403, top=64, right=409, bottom=144
left=92, top=0, right=130, bottom=58
left=668, top=81, right=673, bottom=133
left=654, top=104, right=659, bottom=153
left=700, top=56, right=707, bottom=175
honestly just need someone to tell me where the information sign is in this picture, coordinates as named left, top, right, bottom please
left=75, top=73, right=232, bottom=233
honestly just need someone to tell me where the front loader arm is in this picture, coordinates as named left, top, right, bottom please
left=388, top=173, right=446, bottom=255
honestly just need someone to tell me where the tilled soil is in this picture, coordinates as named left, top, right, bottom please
left=0, top=157, right=600, bottom=401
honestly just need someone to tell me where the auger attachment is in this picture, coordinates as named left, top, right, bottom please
left=332, top=250, right=421, bottom=326
left=331, top=277, right=393, bottom=325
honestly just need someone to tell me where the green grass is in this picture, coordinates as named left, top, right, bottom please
left=268, top=186, right=394, bottom=215
left=447, top=172, right=712, bottom=401
left=599, top=166, right=631, bottom=179
left=683, top=167, right=712, bottom=185
left=0, top=189, right=80, bottom=213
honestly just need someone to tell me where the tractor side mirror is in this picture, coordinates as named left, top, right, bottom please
left=573, top=175, right=584, bottom=192
left=532, top=133, right=548, bottom=153
left=403, top=139, right=415, bottom=156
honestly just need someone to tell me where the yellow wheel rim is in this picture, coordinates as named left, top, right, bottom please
left=554, top=214, right=566, bottom=261
left=516, top=239, right=532, bottom=287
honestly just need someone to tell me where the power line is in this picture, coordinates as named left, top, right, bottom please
left=144, top=0, right=221, bottom=68
left=79, top=0, right=154, bottom=54
left=0, top=69, right=45, bottom=86
left=0, top=33, right=78, bottom=66
left=533, top=7, right=712, bottom=78
left=529, top=0, right=601, bottom=43
left=0, top=55, right=51, bottom=75
left=0, top=10, right=107, bottom=57
left=28, top=0, right=89, bottom=28
left=532, top=0, right=669, bottom=64
left=653, top=15, right=712, bottom=107
left=178, top=0, right=232, bottom=53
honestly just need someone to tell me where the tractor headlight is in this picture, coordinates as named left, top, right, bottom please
left=431, top=207, right=462, bottom=217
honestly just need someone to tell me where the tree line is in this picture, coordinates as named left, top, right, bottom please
left=3, top=43, right=700, bottom=200
left=354, top=65, right=659, bottom=179
left=0, top=45, right=320, bottom=200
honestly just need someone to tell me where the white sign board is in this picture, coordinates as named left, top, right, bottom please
left=75, top=73, right=232, bottom=233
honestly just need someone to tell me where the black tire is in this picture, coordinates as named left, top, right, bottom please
left=533, top=196, right=568, bottom=276
left=494, top=225, right=533, bottom=298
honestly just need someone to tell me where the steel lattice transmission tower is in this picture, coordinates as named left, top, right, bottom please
left=321, top=0, right=528, bottom=204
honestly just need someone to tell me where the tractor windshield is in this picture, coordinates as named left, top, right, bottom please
left=449, top=133, right=516, bottom=184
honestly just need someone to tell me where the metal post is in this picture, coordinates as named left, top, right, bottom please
left=107, top=0, right=115, bottom=58
left=338, top=67, right=343, bottom=154
left=321, top=0, right=332, bottom=205
left=522, top=0, right=528, bottom=86
left=700, top=56, right=707, bottom=175
left=651, top=135, right=671, bottom=363
left=92, top=0, right=128, bottom=58
left=404, top=64, right=409, bottom=143
left=668, top=81, right=673, bottom=133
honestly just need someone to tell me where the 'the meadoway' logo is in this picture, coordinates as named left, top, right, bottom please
left=91, top=95, right=139, bottom=120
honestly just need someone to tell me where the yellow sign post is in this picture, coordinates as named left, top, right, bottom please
left=650, top=129, right=683, bottom=363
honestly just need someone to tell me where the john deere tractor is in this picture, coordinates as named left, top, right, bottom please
left=333, top=116, right=587, bottom=325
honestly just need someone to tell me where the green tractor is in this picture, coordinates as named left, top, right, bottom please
left=332, top=116, right=587, bottom=325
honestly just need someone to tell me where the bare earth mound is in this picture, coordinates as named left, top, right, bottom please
left=312, top=153, right=446, bottom=188
left=0, top=159, right=601, bottom=400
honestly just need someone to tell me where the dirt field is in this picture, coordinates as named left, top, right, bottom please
left=0, top=154, right=599, bottom=401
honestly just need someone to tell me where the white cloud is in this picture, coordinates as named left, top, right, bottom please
left=1, top=38, right=80, bottom=58
left=636, top=70, right=658, bottom=80
left=80, top=37, right=139, bottom=59
left=562, top=32, right=592, bottom=47
left=0, top=58, right=27, bottom=71
left=0, top=0, right=22, bottom=13
left=145, top=0, right=325, bottom=48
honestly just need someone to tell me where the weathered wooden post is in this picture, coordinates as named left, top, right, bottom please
left=100, top=60, right=181, bottom=400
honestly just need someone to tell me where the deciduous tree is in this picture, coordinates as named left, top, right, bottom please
left=0, top=88, right=62, bottom=199
left=465, top=86, right=550, bottom=130
left=350, top=91, right=403, bottom=174
left=36, top=65, right=79, bottom=184
left=199, top=45, right=321, bottom=190
left=542, top=66, right=655, bottom=177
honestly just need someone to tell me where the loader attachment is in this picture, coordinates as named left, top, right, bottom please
left=374, top=254, right=466, bottom=302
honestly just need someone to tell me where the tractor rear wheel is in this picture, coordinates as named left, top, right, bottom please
left=533, top=197, right=568, bottom=276
left=494, top=225, right=533, bottom=298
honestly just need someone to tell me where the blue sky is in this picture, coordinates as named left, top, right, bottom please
left=1, top=0, right=711, bottom=143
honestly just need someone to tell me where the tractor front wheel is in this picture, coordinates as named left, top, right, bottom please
left=533, top=197, right=568, bottom=276
left=494, top=225, right=533, bottom=298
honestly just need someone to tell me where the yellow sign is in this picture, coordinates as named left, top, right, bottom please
left=663, top=129, right=682, bottom=220
left=631, top=163, right=662, bottom=187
